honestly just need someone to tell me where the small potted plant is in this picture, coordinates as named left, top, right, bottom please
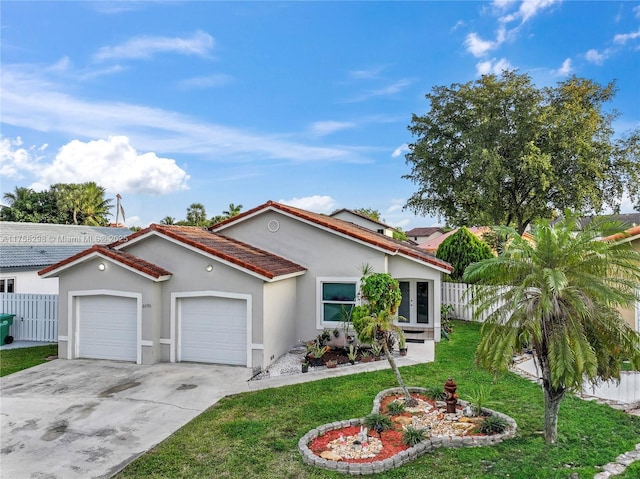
left=325, top=358, right=338, bottom=369
left=371, top=342, right=383, bottom=361
left=301, top=361, right=309, bottom=373
left=310, top=343, right=329, bottom=366
left=347, top=344, right=358, bottom=364
left=360, top=350, right=373, bottom=363
left=398, top=335, right=408, bottom=356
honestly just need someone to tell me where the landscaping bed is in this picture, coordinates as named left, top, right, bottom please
left=299, top=387, right=517, bottom=475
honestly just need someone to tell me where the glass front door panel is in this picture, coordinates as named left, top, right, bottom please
left=417, top=281, right=429, bottom=324
left=398, top=281, right=410, bottom=322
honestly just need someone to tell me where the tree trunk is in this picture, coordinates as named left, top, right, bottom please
left=539, top=355, right=565, bottom=444
left=382, top=339, right=416, bottom=406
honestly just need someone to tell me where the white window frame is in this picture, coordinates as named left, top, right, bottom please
left=316, top=277, right=360, bottom=329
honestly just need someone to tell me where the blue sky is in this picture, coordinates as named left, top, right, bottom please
left=1, top=1, right=639, bottom=229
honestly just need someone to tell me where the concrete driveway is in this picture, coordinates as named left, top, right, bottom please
left=0, top=359, right=254, bottom=479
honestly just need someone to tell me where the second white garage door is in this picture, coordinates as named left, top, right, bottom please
left=179, top=296, right=247, bottom=365
left=78, top=295, right=138, bottom=362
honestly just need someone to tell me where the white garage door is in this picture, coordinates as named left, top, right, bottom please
left=78, top=295, right=137, bottom=361
left=179, top=296, right=247, bottom=365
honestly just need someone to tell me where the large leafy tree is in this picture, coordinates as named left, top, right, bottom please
left=1, top=187, right=65, bottom=223
left=404, top=70, right=640, bottom=234
left=436, top=226, right=494, bottom=281
left=463, top=216, right=640, bottom=444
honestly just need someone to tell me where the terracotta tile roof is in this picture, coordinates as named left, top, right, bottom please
left=213, top=201, right=453, bottom=273
left=117, top=224, right=307, bottom=280
left=38, top=245, right=172, bottom=280
left=602, top=225, right=640, bottom=243
left=419, top=227, right=491, bottom=253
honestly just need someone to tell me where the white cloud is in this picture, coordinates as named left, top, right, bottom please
left=465, top=33, right=497, bottom=57
left=585, top=48, right=606, bottom=65
left=476, top=58, right=513, bottom=75
left=36, top=136, right=190, bottom=195
left=551, top=58, right=572, bottom=76
left=347, top=79, right=414, bottom=102
left=309, top=121, right=356, bottom=136
left=518, top=0, right=559, bottom=23
left=93, top=30, right=214, bottom=62
left=178, top=74, right=234, bottom=89
left=386, top=199, right=405, bottom=213
left=1, top=64, right=356, bottom=164
left=614, top=28, right=640, bottom=44
left=0, top=137, right=46, bottom=179
left=348, top=66, right=386, bottom=80
left=279, top=195, right=337, bottom=214
left=391, top=143, right=410, bottom=158
left=635, top=5, right=640, bottom=18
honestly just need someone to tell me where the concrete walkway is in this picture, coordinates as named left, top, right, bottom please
left=0, top=340, right=55, bottom=350
left=0, top=342, right=431, bottom=479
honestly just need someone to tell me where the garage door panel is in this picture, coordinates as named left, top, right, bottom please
left=179, top=296, right=247, bottom=365
left=78, top=296, right=137, bottom=362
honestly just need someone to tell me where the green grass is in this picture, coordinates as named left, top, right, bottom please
left=114, top=322, right=635, bottom=477
left=0, top=344, right=58, bottom=377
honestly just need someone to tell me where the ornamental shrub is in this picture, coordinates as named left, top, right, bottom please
left=435, top=227, right=493, bottom=281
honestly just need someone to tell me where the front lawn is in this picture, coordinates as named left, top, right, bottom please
left=0, top=344, right=58, bottom=377
left=117, top=321, right=640, bottom=479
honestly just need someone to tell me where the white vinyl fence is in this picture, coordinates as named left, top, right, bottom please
left=0, top=293, right=58, bottom=342
left=441, top=282, right=510, bottom=322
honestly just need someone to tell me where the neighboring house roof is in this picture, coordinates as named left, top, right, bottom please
left=405, top=227, right=445, bottom=237
left=602, top=225, right=640, bottom=244
left=419, top=227, right=491, bottom=254
left=39, top=244, right=173, bottom=281
left=329, top=208, right=397, bottom=231
left=112, top=224, right=307, bottom=280
left=552, top=213, right=640, bottom=229
left=213, top=201, right=453, bottom=273
left=0, top=222, right=133, bottom=269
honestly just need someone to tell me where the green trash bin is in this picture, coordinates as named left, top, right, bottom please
left=0, top=314, right=15, bottom=345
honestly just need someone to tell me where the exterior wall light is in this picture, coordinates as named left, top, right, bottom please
left=206, top=264, right=213, bottom=272
left=98, top=263, right=106, bottom=271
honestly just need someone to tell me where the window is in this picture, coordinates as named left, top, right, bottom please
left=0, top=278, right=15, bottom=293
left=318, top=279, right=358, bottom=324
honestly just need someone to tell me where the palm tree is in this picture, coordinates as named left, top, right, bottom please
left=3, top=186, right=34, bottom=205
left=186, top=203, right=207, bottom=226
left=52, top=182, right=112, bottom=225
left=463, top=216, right=640, bottom=444
left=160, top=216, right=176, bottom=225
left=222, top=203, right=243, bottom=219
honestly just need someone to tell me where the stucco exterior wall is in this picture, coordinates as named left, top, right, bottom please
left=56, top=256, right=160, bottom=364
left=619, top=238, right=640, bottom=331
left=121, top=235, right=266, bottom=364
left=1, top=270, right=59, bottom=294
left=219, top=210, right=443, bottom=342
left=262, top=278, right=298, bottom=370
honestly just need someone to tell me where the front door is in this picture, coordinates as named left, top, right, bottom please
left=417, top=282, right=429, bottom=324
left=398, top=281, right=410, bottom=322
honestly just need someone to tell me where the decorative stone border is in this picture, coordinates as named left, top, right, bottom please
left=299, top=387, right=517, bottom=475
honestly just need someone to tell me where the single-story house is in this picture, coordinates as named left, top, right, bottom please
left=604, top=225, right=640, bottom=332
left=0, top=222, right=132, bottom=294
left=39, top=201, right=453, bottom=369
